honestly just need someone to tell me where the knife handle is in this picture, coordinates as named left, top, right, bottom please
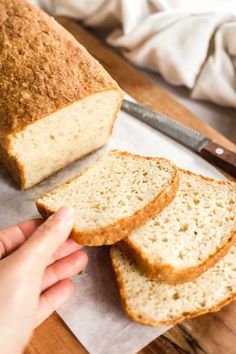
left=201, top=141, right=236, bottom=178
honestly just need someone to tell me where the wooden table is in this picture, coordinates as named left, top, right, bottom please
left=25, top=18, right=236, bottom=354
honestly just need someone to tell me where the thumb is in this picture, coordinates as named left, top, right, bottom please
left=17, top=206, right=74, bottom=268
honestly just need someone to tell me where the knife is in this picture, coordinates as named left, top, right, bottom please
left=121, top=99, right=236, bottom=177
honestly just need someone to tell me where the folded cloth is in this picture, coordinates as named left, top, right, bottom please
left=38, top=0, right=236, bottom=109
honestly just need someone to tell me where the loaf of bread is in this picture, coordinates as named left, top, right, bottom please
left=111, top=245, right=236, bottom=326
left=0, top=0, right=123, bottom=189
left=36, top=150, right=179, bottom=246
left=120, top=170, right=236, bottom=284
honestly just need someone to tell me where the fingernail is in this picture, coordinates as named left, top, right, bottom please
left=53, top=206, right=73, bottom=222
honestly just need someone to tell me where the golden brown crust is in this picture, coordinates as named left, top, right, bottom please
left=0, top=0, right=121, bottom=136
left=120, top=169, right=236, bottom=284
left=0, top=142, right=25, bottom=187
left=110, top=246, right=236, bottom=327
left=36, top=150, right=179, bottom=246
left=179, top=167, right=236, bottom=185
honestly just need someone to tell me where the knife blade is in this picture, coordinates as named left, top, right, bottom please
left=121, top=99, right=236, bottom=177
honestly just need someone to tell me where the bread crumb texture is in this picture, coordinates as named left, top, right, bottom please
left=111, top=245, right=236, bottom=326
left=37, top=151, right=177, bottom=230
left=10, top=90, right=121, bottom=188
left=127, top=171, right=236, bottom=269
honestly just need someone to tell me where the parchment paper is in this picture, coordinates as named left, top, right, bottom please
left=0, top=103, right=225, bottom=354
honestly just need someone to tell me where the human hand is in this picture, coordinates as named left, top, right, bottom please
left=0, top=206, right=88, bottom=354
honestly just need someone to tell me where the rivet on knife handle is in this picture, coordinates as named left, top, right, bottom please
left=200, top=141, right=236, bottom=177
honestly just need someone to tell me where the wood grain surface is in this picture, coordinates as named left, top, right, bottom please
left=25, top=18, right=236, bottom=354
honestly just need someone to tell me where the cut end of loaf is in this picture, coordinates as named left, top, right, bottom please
left=4, top=89, right=122, bottom=189
left=36, top=150, right=179, bottom=246
left=111, top=245, right=236, bottom=326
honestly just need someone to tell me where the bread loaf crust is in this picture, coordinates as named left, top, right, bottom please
left=0, top=142, right=25, bottom=186
left=120, top=169, right=236, bottom=284
left=0, top=0, right=121, bottom=136
left=36, top=151, right=179, bottom=246
left=110, top=246, right=236, bottom=326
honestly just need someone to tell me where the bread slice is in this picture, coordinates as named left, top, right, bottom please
left=111, top=245, right=236, bottom=326
left=120, top=170, right=236, bottom=284
left=0, top=0, right=123, bottom=189
left=36, top=150, right=179, bottom=246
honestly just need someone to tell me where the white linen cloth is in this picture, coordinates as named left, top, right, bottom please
left=37, top=0, right=236, bottom=109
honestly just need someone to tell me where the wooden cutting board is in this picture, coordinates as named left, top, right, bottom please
left=25, top=18, right=236, bottom=354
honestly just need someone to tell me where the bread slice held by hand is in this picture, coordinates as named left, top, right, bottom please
left=111, top=245, right=236, bottom=326
left=120, top=170, right=236, bottom=284
left=36, top=150, right=179, bottom=246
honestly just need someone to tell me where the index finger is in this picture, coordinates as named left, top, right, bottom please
left=18, top=206, right=74, bottom=268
